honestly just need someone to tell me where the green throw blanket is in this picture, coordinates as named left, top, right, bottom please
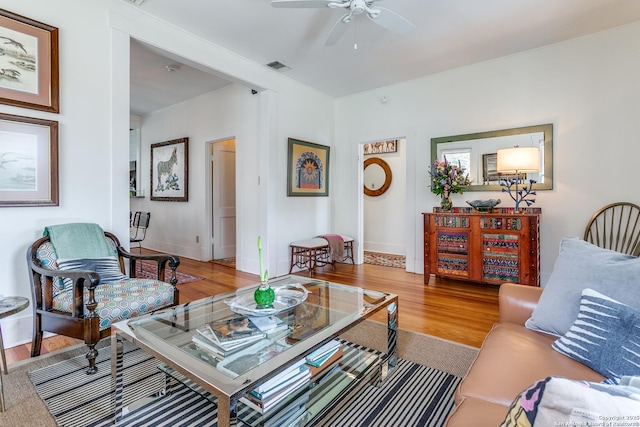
left=43, top=223, right=113, bottom=260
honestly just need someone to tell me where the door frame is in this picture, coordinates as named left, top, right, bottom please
left=206, top=136, right=237, bottom=261
left=353, top=129, right=417, bottom=273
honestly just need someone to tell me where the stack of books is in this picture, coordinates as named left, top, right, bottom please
left=191, top=316, right=266, bottom=359
left=305, top=339, right=343, bottom=376
left=239, top=339, right=344, bottom=417
left=241, top=359, right=311, bottom=413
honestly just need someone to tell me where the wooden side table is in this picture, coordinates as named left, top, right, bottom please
left=0, top=296, right=29, bottom=412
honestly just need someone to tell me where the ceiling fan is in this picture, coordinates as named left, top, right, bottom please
left=271, top=0, right=416, bottom=46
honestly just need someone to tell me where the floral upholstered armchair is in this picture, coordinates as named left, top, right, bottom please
left=27, top=223, right=180, bottom=374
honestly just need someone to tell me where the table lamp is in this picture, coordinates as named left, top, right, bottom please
left=496, top=146, right=540, bottom=212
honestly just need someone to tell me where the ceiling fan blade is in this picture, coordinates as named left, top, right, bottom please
left=368, top=6, right=415, bottom=34
left=271, top=0, right=338, bottom=8
left=325, top=14, right=351, bottom=46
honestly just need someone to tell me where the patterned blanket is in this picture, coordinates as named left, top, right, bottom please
left=319, top=234, right=344, bottom=262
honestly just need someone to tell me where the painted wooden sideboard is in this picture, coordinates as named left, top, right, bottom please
left=423, top=208, right=540, bottom=286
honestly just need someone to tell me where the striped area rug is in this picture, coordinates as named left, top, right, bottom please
left=29, top=341, right=460, bottom=427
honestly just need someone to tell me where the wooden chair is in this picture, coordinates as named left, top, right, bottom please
left=27, top=230, right=180, bottom=374
left=130, top=211, right=151, bottom=253
left=584, top=202, right=640, bottom=256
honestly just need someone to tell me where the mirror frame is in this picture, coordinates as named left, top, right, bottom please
left=431, top=123, right=553, bottom=192
left=363, top=157, right=392, bottom=197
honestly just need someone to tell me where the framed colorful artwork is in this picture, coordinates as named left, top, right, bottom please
left=150, top=137, right=188, bottom=202
left=0, top=9, right=59, bottom=113
left=287, top=138, right=330, bottom=197
left=0, top=112, right=58, bottom=207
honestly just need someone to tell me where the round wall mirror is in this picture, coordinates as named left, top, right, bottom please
left=364, top=157, right=392, bottom=197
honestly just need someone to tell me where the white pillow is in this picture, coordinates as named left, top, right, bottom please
left=525, top=237, right=640, bottom=337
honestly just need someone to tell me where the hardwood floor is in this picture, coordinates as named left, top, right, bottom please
left=5, top=254, right=499, bottom=366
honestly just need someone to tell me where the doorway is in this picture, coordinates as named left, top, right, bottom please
left=361, top=137, right=407, bottom=268
left=210, top=138, right=236, bottom=262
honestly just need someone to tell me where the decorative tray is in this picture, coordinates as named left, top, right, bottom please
left=466, top=198, right=501, bottom=212
left=225, top=283, right=309, bottom=316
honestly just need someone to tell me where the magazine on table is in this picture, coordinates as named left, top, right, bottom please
left=191, top=332, right=261, bottom=358
left=207, top=315, right=265, bottom=343
left=249, top=315, right=290, bottom=337
left=196, top=325, right=263, bottom=348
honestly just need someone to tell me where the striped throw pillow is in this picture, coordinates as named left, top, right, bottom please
left=57, top=256, right=127, bottom=289
left=552, top=288, right=640, bottom=384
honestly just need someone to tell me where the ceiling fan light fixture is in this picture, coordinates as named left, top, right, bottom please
left=273, top=0, right=415, bottom=46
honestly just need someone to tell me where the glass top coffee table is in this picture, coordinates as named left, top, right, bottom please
left=111, top=275, right=398, bottom=427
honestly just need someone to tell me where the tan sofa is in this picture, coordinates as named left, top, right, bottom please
left=445, top=283, right=606, bottom=426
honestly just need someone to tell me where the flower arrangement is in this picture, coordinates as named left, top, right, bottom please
left=429, top=156, right=472, bottom=197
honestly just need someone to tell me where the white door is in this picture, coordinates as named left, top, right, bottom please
left=212, top=139, right=236, bottom=259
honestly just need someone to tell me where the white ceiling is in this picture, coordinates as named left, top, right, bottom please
left=128, top=0, right=640, bottom=115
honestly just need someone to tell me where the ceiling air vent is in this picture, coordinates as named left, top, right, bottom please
left=265, top=61, right=291, bottom=72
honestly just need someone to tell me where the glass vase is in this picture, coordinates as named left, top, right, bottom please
left=254, top=281, right=275, bottom=307
left=440, top=194, right=453, bottom=211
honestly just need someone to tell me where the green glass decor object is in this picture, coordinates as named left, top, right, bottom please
left=254, top=281, right=275, bottom=307
left=254, top=236, right=275, bottom=306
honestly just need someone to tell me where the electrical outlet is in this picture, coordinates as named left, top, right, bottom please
left=196, top=236, right=199, bottom=243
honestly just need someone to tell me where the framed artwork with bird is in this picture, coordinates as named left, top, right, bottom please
left=0, top=9, right=59, bottom=113
left=0, top=112, right=58, bottom=207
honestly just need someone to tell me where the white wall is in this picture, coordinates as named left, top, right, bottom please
left=334, top=21, right=640, bottom=284
left=130, top=84, right=258, bottom=261
left=0, top=0, right=334, bottom=348
left=363, top=139, right=406, bottom=255
left=0, top=1, right=129, bottom=348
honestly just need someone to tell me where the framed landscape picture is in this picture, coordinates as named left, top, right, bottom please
left=0, top=112, right=58, bottom=207
left=287, top=138, right=330, bottom=197
left=0, top=9, right=59, bottom=113
left=150, top=137, right=188, bottom=202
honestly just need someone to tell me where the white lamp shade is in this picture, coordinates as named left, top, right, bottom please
left=496, top=147, right=540, bottom=173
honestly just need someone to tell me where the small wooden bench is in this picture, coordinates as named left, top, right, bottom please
left=289, top=235, right=354, bottom=276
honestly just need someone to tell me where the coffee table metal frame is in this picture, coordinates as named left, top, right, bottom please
left=111, top=276, right=398, bottom=427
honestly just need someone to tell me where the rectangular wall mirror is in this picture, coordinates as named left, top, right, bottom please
left=431, top=123, right=553, bottom=192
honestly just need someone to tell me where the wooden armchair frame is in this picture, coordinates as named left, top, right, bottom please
left=584, top=202, right=640, bottom=256
left=27, top=231, right=180, bottom=374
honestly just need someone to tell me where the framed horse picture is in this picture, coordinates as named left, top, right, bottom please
left=150, top=137, right=188, bottom=201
